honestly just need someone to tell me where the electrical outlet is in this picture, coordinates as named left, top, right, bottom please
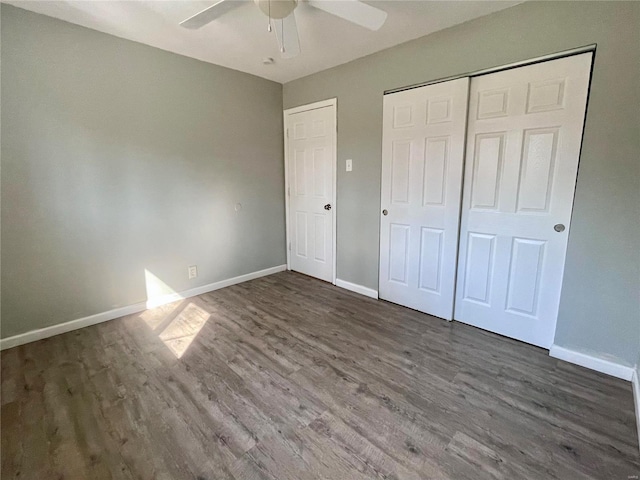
left=188, top=265, right=198, bottom=279
left=346, top=159, right=353, bottom=172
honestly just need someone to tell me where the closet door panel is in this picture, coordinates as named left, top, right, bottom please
left=380, top=78, right=469, bottom=320
left=455, top=53, right=593, bottom=348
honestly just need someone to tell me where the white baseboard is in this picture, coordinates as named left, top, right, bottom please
left=0, top=301, right=149, bottom=352
left=549, top=344, right=634, bottom=381
left=633, top=369, right=640, bottom=452
left=0, top=264, right=286, bottom=351
left=335, top=278, right=378, bottom=299
left=145, top=264, right=286, bottom=309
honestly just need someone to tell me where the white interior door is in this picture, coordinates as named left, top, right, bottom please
left=455, top=53, right=592, bottom=348
left=379, top=78, right=469, bottom=320
left=286, top=102, right=336, bottom=283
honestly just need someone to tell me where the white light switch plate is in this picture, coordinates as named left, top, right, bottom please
left=346, top=159, right=353, bottom=172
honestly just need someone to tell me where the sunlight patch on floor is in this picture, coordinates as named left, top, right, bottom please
left=142, top=269, right=210, bottom=358
left=158, top=302, right=210, bottom=358
left=139, top=301, right=182, bottom=330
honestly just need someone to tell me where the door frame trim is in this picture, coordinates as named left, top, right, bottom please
left=283, top=98, right=338, bottom=284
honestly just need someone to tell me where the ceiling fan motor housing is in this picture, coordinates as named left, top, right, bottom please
left=254, top=0, right=298, bottom=19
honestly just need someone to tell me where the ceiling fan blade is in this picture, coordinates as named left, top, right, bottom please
left=308, top=0, right=387, bottom=31
left=180, top=0, right=244, bottom=29
left=273, top=13, right=300, bottom=59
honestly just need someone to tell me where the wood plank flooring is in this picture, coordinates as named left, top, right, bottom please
left=2, top=271, right=638, bottom=479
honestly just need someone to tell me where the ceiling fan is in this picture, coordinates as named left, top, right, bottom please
left=180, top=0, right=388, bottom=59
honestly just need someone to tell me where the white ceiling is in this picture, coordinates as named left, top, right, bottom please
left=5, top=1, right=521, bottom=83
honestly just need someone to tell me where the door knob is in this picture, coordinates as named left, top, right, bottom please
left=382, top=209, right=388, bottom=216
left=554, top=224, right=565, bottom=232
left=324, top=204, right=332, bottom=211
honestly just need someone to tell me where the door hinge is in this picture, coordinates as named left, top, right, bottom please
left=287, top=186, right=290, bottom=196
left=286, top=128, right=289, bottom=139
left=288, top=242, right=291, bottom=251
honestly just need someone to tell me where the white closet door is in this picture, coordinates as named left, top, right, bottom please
left=287, top=105, right=335, bottom=283
left=379, top=78, right=469, bottom=320
left=455, top=53, right=592, bottom=348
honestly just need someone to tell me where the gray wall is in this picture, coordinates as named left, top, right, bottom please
left=284, top=1, right=640, bottom=366
left=1, top=5, right=285, bottom=338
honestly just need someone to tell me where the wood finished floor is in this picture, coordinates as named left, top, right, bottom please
left=1, top=271, right=638, bottom=479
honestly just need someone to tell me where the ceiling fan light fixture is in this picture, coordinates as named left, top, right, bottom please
left=180, top=0, right=388, bottom=59
left=254, top=0, right=297, bottom=20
